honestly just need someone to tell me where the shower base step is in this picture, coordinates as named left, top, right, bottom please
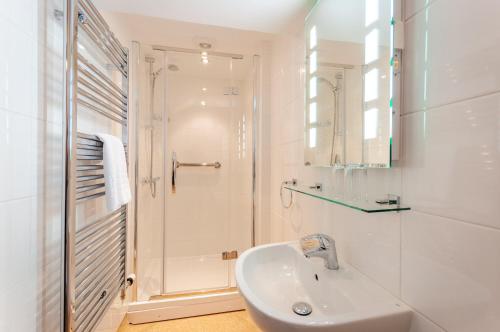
left=127, top=288, right=244, bottom=324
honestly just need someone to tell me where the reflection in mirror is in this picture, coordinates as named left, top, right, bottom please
left=304, top=0, right=394, bottom=168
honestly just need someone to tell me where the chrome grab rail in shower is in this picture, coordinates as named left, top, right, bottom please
left=171, top=152, right=222, bottom=193
left=65, top=1, right=129, bottom=331
left=177, top=162, right=222, bottom=168
left=171, top=152, right=177, bottom=193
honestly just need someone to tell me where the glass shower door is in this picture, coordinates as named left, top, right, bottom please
left=134, top=44, right=254, bottom=300
left=163, top=51, right=253, bottom=294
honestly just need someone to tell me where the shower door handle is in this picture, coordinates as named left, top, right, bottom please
left=172, top=152, right=222, bottom=193
left=171, top=152, right=177, bottom=193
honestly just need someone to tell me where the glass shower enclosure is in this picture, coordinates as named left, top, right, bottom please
left=133, top=43, right=255, bottom=302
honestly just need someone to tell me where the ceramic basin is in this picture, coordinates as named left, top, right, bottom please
left=235, top=242, right=412, bottom=332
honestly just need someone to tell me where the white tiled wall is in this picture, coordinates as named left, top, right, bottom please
left=0, top=0, right=64, bottom=331
left=268, top=0, right=500, bottom=332
left=399, top=1, right=500, bottom=331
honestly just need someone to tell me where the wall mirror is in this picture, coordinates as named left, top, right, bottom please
left=304, top=0, right=399, bottom=168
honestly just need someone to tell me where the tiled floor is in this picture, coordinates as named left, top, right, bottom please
left=118, top=310, right=261, bottom=332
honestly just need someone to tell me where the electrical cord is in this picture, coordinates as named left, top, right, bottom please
left=280, top=180, right=296, bottom=208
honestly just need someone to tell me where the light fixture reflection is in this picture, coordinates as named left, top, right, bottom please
left=310, top=51, right=317, bottom=74
left=309, top=77, right=317, bottom=99
left=309, top=102, right=317, bottom=123
left=365, top=29, right=379, bottom=64
left=309, top=128, right=317, bottom=148
left=364, top=69, right=378, bottom=102
left=310, top=26, right=317, bottom=49
left=365, top=0, right=379, bottom=26
left=364, top=108, right=378, bottom=139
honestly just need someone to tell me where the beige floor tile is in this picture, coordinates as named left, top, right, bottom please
left=118, top=310, right=261, bottom=332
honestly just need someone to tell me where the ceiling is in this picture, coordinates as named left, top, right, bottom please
left=95, top=0, right=313, bottom=33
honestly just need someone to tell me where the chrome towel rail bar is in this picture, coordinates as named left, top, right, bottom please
left=65, top=1, right=129, bottom=330
left=76, top=54, right=128, bottom=125
left=78, top=55, right=127, bottom=99
left=77, top=99, right=126, bottom=124
left=78, top=0, right=126, bottom=58
left=78, top=20, right=126, bottom=76
left=75, top=243, right=125, bottom=289
left=77, top=0, right=128, bottom=76
left=78, top=77, right=127, bottom=111
left=76, top=207, right=125, bottom=241
left=78, top=90, right=127, bottom=120
left=75, top=132, right=128, bottom=202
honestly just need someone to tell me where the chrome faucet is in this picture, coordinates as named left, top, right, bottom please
left=300, top=234, right=339, bottom=270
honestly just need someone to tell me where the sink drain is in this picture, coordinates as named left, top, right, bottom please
left=292, top=302, right=312, bottom=316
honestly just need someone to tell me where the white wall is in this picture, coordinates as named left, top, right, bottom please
left=268, top=1, right=500, bottom=332
left=400, top=0, right=500, bottom=331
left=0, top=0, right=64, bottom=331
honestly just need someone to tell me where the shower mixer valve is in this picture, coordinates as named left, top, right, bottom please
left=142, top=177, right=160, bottom=185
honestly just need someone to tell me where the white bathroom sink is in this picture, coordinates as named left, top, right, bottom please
left=235, top=242, right=412, bottom=332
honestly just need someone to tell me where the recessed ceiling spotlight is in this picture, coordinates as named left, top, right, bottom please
left=199, top=42, right=212, bottom=49
left=168, top=64, right=179, bottom=71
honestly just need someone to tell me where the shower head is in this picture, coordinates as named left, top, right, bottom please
left=152, top=68, right=163, bottom=79
left=317, top=76, right=331, bottom=84
left=146, top=56, right=162, bottom=79
left=318, top=76, right=341, bottom=93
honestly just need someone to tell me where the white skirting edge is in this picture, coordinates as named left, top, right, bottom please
left=127, top=291, right=246, bottom=324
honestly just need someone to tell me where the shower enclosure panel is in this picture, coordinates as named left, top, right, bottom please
left=134, top=44, right=254, bottom=303
left=163, top=52, right=254, bottom=295
left=134, top=47, right=167, bottom=301
left=133, top=45, right=254, bottom=301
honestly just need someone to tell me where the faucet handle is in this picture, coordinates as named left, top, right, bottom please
left=300, top=233, right=333, bottom=252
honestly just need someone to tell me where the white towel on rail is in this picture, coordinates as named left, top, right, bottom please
left=96, top=133, right=131, bottom=212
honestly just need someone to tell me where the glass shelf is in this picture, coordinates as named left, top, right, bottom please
left=283, top=184, right=411, bottom=213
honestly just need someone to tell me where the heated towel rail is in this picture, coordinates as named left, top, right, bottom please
left=65, top=1, right=129, bottom=331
